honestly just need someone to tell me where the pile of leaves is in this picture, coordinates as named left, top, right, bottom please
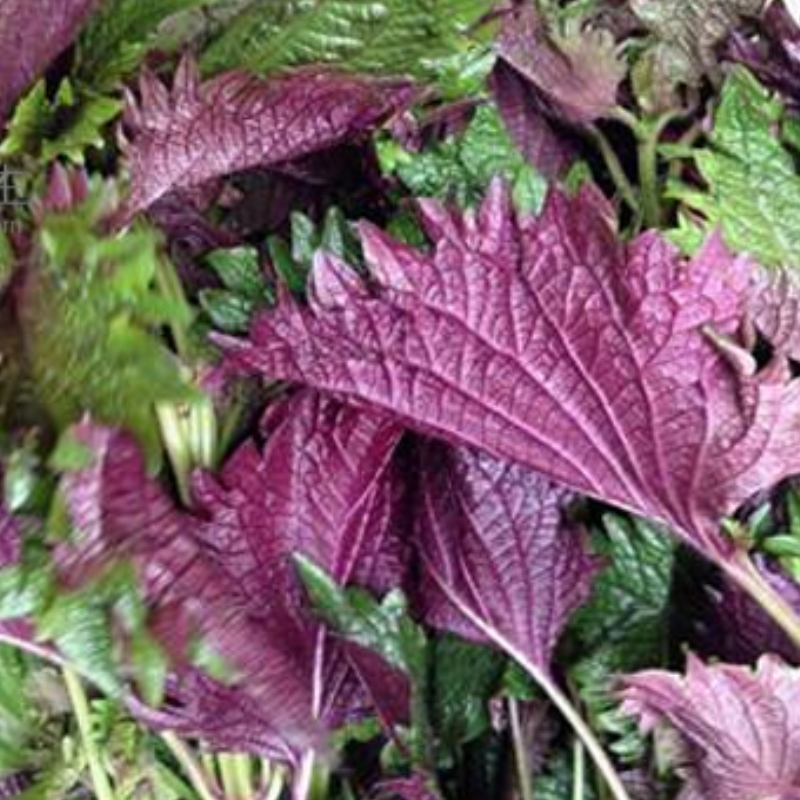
left=2, top=1, right=800, bottom=799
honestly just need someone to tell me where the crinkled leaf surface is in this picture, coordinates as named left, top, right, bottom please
left=416, top=442, right=598, bottom=675
left=748, top=268, right=800, bottom=361
left=0, top=0, right=98, bottom=125
left=671, top=68, right=800, bottom=270
left=200, top=0, right=492, bottom=80
left=631, top=0, right=762, bottom=104
left=58, top=422, right=317, bottom=761
left=622, top=655, right=800, bottom=800
left=382, top=104, right=546, bottom=212
left=220, top=181, right=800, bottom=564
left=120, top=57, right=414, bottom=218
left=59, top=390, right=407, bottom=759
left=489, top=61, right=577, bottom=180
left=495, top=3, right=624, bottom=124
left=17, top=169, right=194, bottom=470
left=76, top=0, right=214, bottom=89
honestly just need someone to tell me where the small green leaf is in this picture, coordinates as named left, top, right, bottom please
left=77, top=0, right=217, bottom=89
left=205, top=246, right=264, bottom=298
left=385, top=105, right=546, bottom=211
left=295, top=554, right=425, bottom=675
left=39, top=590, right=120, bottom=697
left=431, top=636, right=505, bottom=752
left=199, top=289, right=257, bottom=334
left=200, top=0, right=494, bottom=90
left=670, top=68, right=800, bottom=267
left=0, top=80, right=121, bottom=164
left=567, top=514, right=674, bottom=761
left=20, top=183, right=196, bottom=470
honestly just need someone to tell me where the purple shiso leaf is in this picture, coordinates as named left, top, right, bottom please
left=218, top=179, right=800, bottom=573
left=696, top=556, right=800, bottom=665
left=747, top=268, right=800, bottom=362
left=489, top=62, right=577, bottom=180
left=57, top=391, right=408, bottom=761
left=118, top=56, right=415, bottom=221
left=416, top=442, right=599, bottom=675
left=192, top=390, right=410, bottom=728
left=726, top=2, right=800, bottom=108
left=374, top=775, right=440, bottom=800
left=621, top=655, right=800, bottom=800
left=0, top=0, right=99, bottom=127
left=57, top=422, right=319, bottom=761
left=413, top=442, right=630, bottom=800
left=493, top=3, right=625, bottom=126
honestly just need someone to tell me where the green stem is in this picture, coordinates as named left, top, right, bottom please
left=262, top=763, right=286, bottom=800
left=219, top=754, right=243, bottom=799
left=293, top=751, right=316, bottom=800
left=62, top=667, right=116, bottom=800
left=726, top=552, right=800, bottom=651
left=433, top=583, right=632, bottom=800
left=160, top=733, right=220, bottom=800
left=586, top=125, right=639, bottom=216
left=572, top=739, right=586, bottom=800
left=637, top=123, right=664, bottom=229
left=636, top=110, right=684, bottom=230
left=509, top=698, right=535, bottom=800
left=232, top=755, right=254, bottom=799
left=154, top=256, right=192, bottom=360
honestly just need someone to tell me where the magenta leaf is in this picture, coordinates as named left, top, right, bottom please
left=748, top=268, right=800, bottom=361
left=494, top=3, right=625, bottom=125
left=58, top=390, right=407, bottom=760
left=621, top=655, right=800, bottom=800
left=376, top=775, right=440, bottom=800
left=219, top=180, right=800, bottom=568
left=0, top=0, right=98, bottom=126
left=120, top=57, right=414, bottom=219
left=193, top=390, right=410, bottom=727
left=489, top=61, right=577, bottom=180
left=58, top=422, right=320, bottom=760
left=416, top=442, right=598, bottom=674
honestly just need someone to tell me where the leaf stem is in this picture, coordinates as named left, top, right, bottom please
left=585, top=125, right=639, bottom=216
left=509, top=697, right=534, bottom=800
left=160, top=733, right=221, bottom=800
left=533, top=668, right=630, bottom=800
left=572, top=739, right=586, bottom=800
left=430, top=577, right=632, bottom=800
left=62, top=667, right=116, bottom=800
left=293, top=750, right=316, bottom=800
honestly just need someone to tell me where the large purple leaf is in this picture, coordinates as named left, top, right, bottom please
left=621, top=655, right=800, bottom=800
left=0, top=0, right=98, bottom=126
left=58, top=422, right=318, bottom=761
left=192, top=390, right=409, bottom=727
left=119, top=57, right=413, bottom=220
left=219, top=180, right=800, bottom=567
left=58, top=391, right=407, bottom=759
left=416, top=442, right=598, bottom=675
